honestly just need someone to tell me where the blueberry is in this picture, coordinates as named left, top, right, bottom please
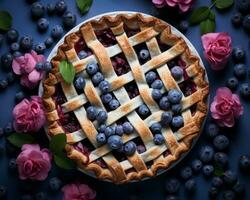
left=232, top=47, right=245, bottom=62
left=86, top=106, right=97, bottom=120
left=34, top=43, right=46, bottom=54
left=236, top=0, right=250, bottom=14
left=168, top=89, right=182, bottom=104
left=96, top=133, right=106, bottom=145
left=232, top=181, right=245, bottom=196
left=171, top=104, right=182, bottom=114
left=31, top=2, right=45, bottom=19
left=138, top=104, right=150, bottom=116
left=35, top=62, right=44, bottom=71
left=206, top=123, right=219, bottom=139
left=123, top=122, right=134, bottom=134
left=231, top=13, right=243, bottom=27
left=227, top=77, right=239, bottom=91
left=202, top=165, right=214, bottom=177
left=150, top=122, right=162, bottom=134
left=199, top=145, right=214, bottom=163
left=243, top=14, right=250, bottom=32
left=152, top=89, right=162, bottom=100
left=171, top=66, right=183, bottom=80
left=47, top=3, right=55, bottom=15
left=180, top=166, right=193, bottom=180
left=13, top=51, right=22, bottom=58
left=179, top=21, right=189, bottom=33
left=4, top=123, right=13, bottom=136
left=10, top=42, right=20, bottom=52
left=166, top=195, right=179, bottom=200
left=214, top=152, right=228, bottom=168
left=99, top=80, right=110, bottom=93
left=78, top=50, right=88, bottom=59
left=222, top=190, right=235, bottom=200
left=0, top=79, right=8, bottom=90
left=239, top=83, right=250, bottom=99
left=101, top=93, right=112, bottom=104
left=184, top=179, right=196, bottom=193
left=96, top=110, right=108, bottom=123
left=86, top=63, right=98, bottom=75
left=8, top=158, right=17, bottom=172
left=212, top=176, right=224, bottom=188
left=44, top=61, right=52, bottom=72
left=151, top=79, right=163, bottom=89
left=145, top=71, right=157, bottom=84
left=223, top=170, right=237, bottom=186
left=239, top=154, right=250, bottom=170
left=161, top=111, right=172, bottom=126
left=139, top=49, right=150, bottom=60
left=55, top=0, right=67, bottom=15
left=154, top=134, right=165, bottom=145
left=159, top=96, right=170, bottom=110
left=1, top=53, right=13, bottom=70
left=98, top=124, right=106, bottom=133
left=35, top=192, right=47, bottom=200
left=0, top=185, right=7, bottom=199
left=208, top=187, right=219, bottom=199
left=171, top=116, right=183, bottom=128
left=6, top=28, right=19, bottom=43
left=92, top=72, right=104, bottom=86
left=51, top=25, right=64, bottom=40
left=15, top=91, right=25, bottom=102
left=109, top=99, right=120, bottom=110
left=234, top=64, right=247, bottom=79
left=49, top=177, right=62, bottom=191
left=45, top=37, right=54, bottom=48
left=124, top=141, right=136, bottom=156
left=107, top=135, right=123, bottom=150
left=20, top=36, right=33, bottom=51
left=191, top=159, right=203, bottom=173
left=104, top=126, right=115, bottom=137
left=37, top=18, right=49, bottom=32
left=115, top=125, right=124, bottom=136
left=62, top=11, right=76, bottom=28
left=74, top=76, right=86, bottom=90
left=213, top=135, right=229, bottom=151
left=165, top=178, right=180, bottom=194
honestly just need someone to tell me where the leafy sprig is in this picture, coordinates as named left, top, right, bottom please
left=189, top=0, right=234, bottom=35
left=76, top=0, right=93, bottom=15
left=0, top=10, right=12, bottom=31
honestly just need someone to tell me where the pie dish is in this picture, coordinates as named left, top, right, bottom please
left=42, top=12, right=209, bottom=184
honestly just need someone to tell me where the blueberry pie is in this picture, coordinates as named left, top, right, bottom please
left=42, top=13, right=209, bottom=183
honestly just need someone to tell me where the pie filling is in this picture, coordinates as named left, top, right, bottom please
left=53, top=27, right=199, bottom=171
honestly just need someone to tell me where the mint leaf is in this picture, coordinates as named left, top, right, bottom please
left=0, top=11, right=12, bottom=31
left=54, top=152, right=76, bottom=170
left=7, top=133, right=36, bottom=148
left=209, top=11, right=216, bottom=21
left=49, top=134, right=66, bottom=154
left=59, top=60, right=75, bottom=84
left=200, top=19, right=216, bottom=35
left=214, top=0, right=233, bottom=9
left=76, top=0, right=93, bottom=15
left=189, top=7, right=210, bottom=25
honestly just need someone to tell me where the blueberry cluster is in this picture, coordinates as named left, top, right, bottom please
left=35, top=61, right=52, bottom=72
left=227, top=47, right=250, bottom=99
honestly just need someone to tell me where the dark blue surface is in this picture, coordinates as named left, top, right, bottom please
left=0, top=0, right=250, bottom=200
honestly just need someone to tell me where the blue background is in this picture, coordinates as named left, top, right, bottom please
left=0, top=0, right=250, bottom=199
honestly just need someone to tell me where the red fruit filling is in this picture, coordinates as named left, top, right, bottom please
left=124, top=81, right=139, bottom=99
left=74, top=38, right=93, bottom=55
left=111, top=53, right=130, bottom=76
left=96, top=29, right=116, bottom=47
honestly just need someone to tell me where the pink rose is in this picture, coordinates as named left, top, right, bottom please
left=13, top=96, right=45, bottom=133
left=202, top=32, right=232, bottom=70
left=62, top=182, right=96, bottom=200
left=210, top=87, right=243, bottom=127
left=12, top=50, right=45, bottom=89
left=152, top=0, right=193, bottom=12
left=16, top=144, right=52, bottom=181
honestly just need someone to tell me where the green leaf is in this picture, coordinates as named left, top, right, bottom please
left=200, top=19, right=216, bottom=35
left=54, top=152, right=76, bottom=170
left=189, top=7, right=211, bottom=25
left=209, top=11, right=216, bottom=21
left=76, top=0, right=93, bottom=15
left=49, top=134, right=66, bottom=154
left=7, top=133, right=36, bottom=148
left=214, top=0, right=233, bottom=9
left=0, top=10, right=12, bottom=31
left=59, top=60, right=75, bottom=84
left=214, top=164, right=224, bottom=176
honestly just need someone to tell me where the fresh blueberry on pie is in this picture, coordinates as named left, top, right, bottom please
left=42, top=14, right=209, bottom=183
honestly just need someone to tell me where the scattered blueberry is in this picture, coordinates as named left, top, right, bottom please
left=104, top=126, right=115, bottom=137
left=37, top=18, right=49, bottom=32
left=214, top=152, right=228, bottom=168
left=171, top=66, right=183, bottom=80
left=154, top=134, right=165, bottom=145
left=231, top=12, right=243, bottom=27
left=6, top=28, right=19, bottom=43
left=31, top=2, right=45, bottom=19
left=115, top=125, right=124, bottom=136
left=222, top=190, right=235, bottom=200
left=35, top=62, right=44, bottom=71
left=35, top=192, right=47, bottom=200
left=86, top=106, right=97, bottom=120
left=7, top=72, right=15, bottom=84
left=109, top=99, right=120, bottom=110
left=223, top=170, right=237, bottom=186
left=233, top=181, right=245, bottom=196
left=202, top=165, right=214, bottom=177
left=10, top=42, right=20, bottom=52
left=171, top=104, right=182, bottom=114
left=191, top=159, right=203, bottom=173
left=239, top=154, right=250, bottom=170
left=184, top=179, right=196, bottom=193
left=179, top=21, right=189, bottom=33
left=227, top=77, right=239, bottom=91
left=34, top=43, right=46, bottom=54
left=47, top=3, right=55, bottom=15
left=55, top=0, right=67, bottom=15
left=44, top=61, right=52, bottom=72
left=151, top=79, right=163, bottom=89
left=99, top=80, right=110, bottom=93
left=234, top=64, right=247, bottom=79
left=150, top=122, right=162, bottom=134
left=62, top=11, right=76, bottom=28
left=243, top=14, right=250, bottom=32
left=239, top=83, right=250, bottom=99
left=206, top=123, right=219, bottom=139
left=139, top=49, right=150, bottom=60
left=107, top=135, right=123, bottom=150
left=15, top=91, right=25, bottom=102
left=1, top=53, right=13, bottom=71
left=51, top=25, right=64, bottom=40
left=171, top=116, right=183, bottom=128
left=49, top=177, right=62, bottom=191
left=152, top=89, right=162, bottom=100
left=208, top=187, right=219, bottom=199
left=213, top=135, right=229, bottom=151
left=96, top=110, right=107, bottom=123
left=20, top=36, right=33, bottom=52
left=138, top=104, right=150, bottom=116
left=168, top=89, right=182, bottom=104
left=0, top=79, right=8, bottom=90
left=0, top=185, right=7, bottom=199
left=122, top=122, right=134, bottom=134
left=101, top=93, right=113, bottom=104
left=13, top=51, right=22, bottom=58
left=8, top=158, right=17, bottom=172
left=180, top=166, right=193, bottom=180
left=159, top=96, right=170, bottom=110
left=96, top=133, right=106, bottom=145
left=4, top=123, right=13, bottom=136
left=145, top=71, right=157, bottom=84
left=212, top=176, right=224, bottom=188
left=165, top=178, right=180, bottom=194
left=45, top=37, right=54, bottom=48
left=124, top=141, right=136, bottom=156
left=199, top=145, right=214, bottom=163
left=92, top=72, right=104, bottom=86
left=236, top=0, right=250, bottom=15
left=161, top=111, right=172, bottom=126
left=78, top=50, right=88, bottom=59
left=232, top=47, right=245, bottom=62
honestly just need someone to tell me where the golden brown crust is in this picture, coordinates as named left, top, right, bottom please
left=42, top=13, right=209, bottom=184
